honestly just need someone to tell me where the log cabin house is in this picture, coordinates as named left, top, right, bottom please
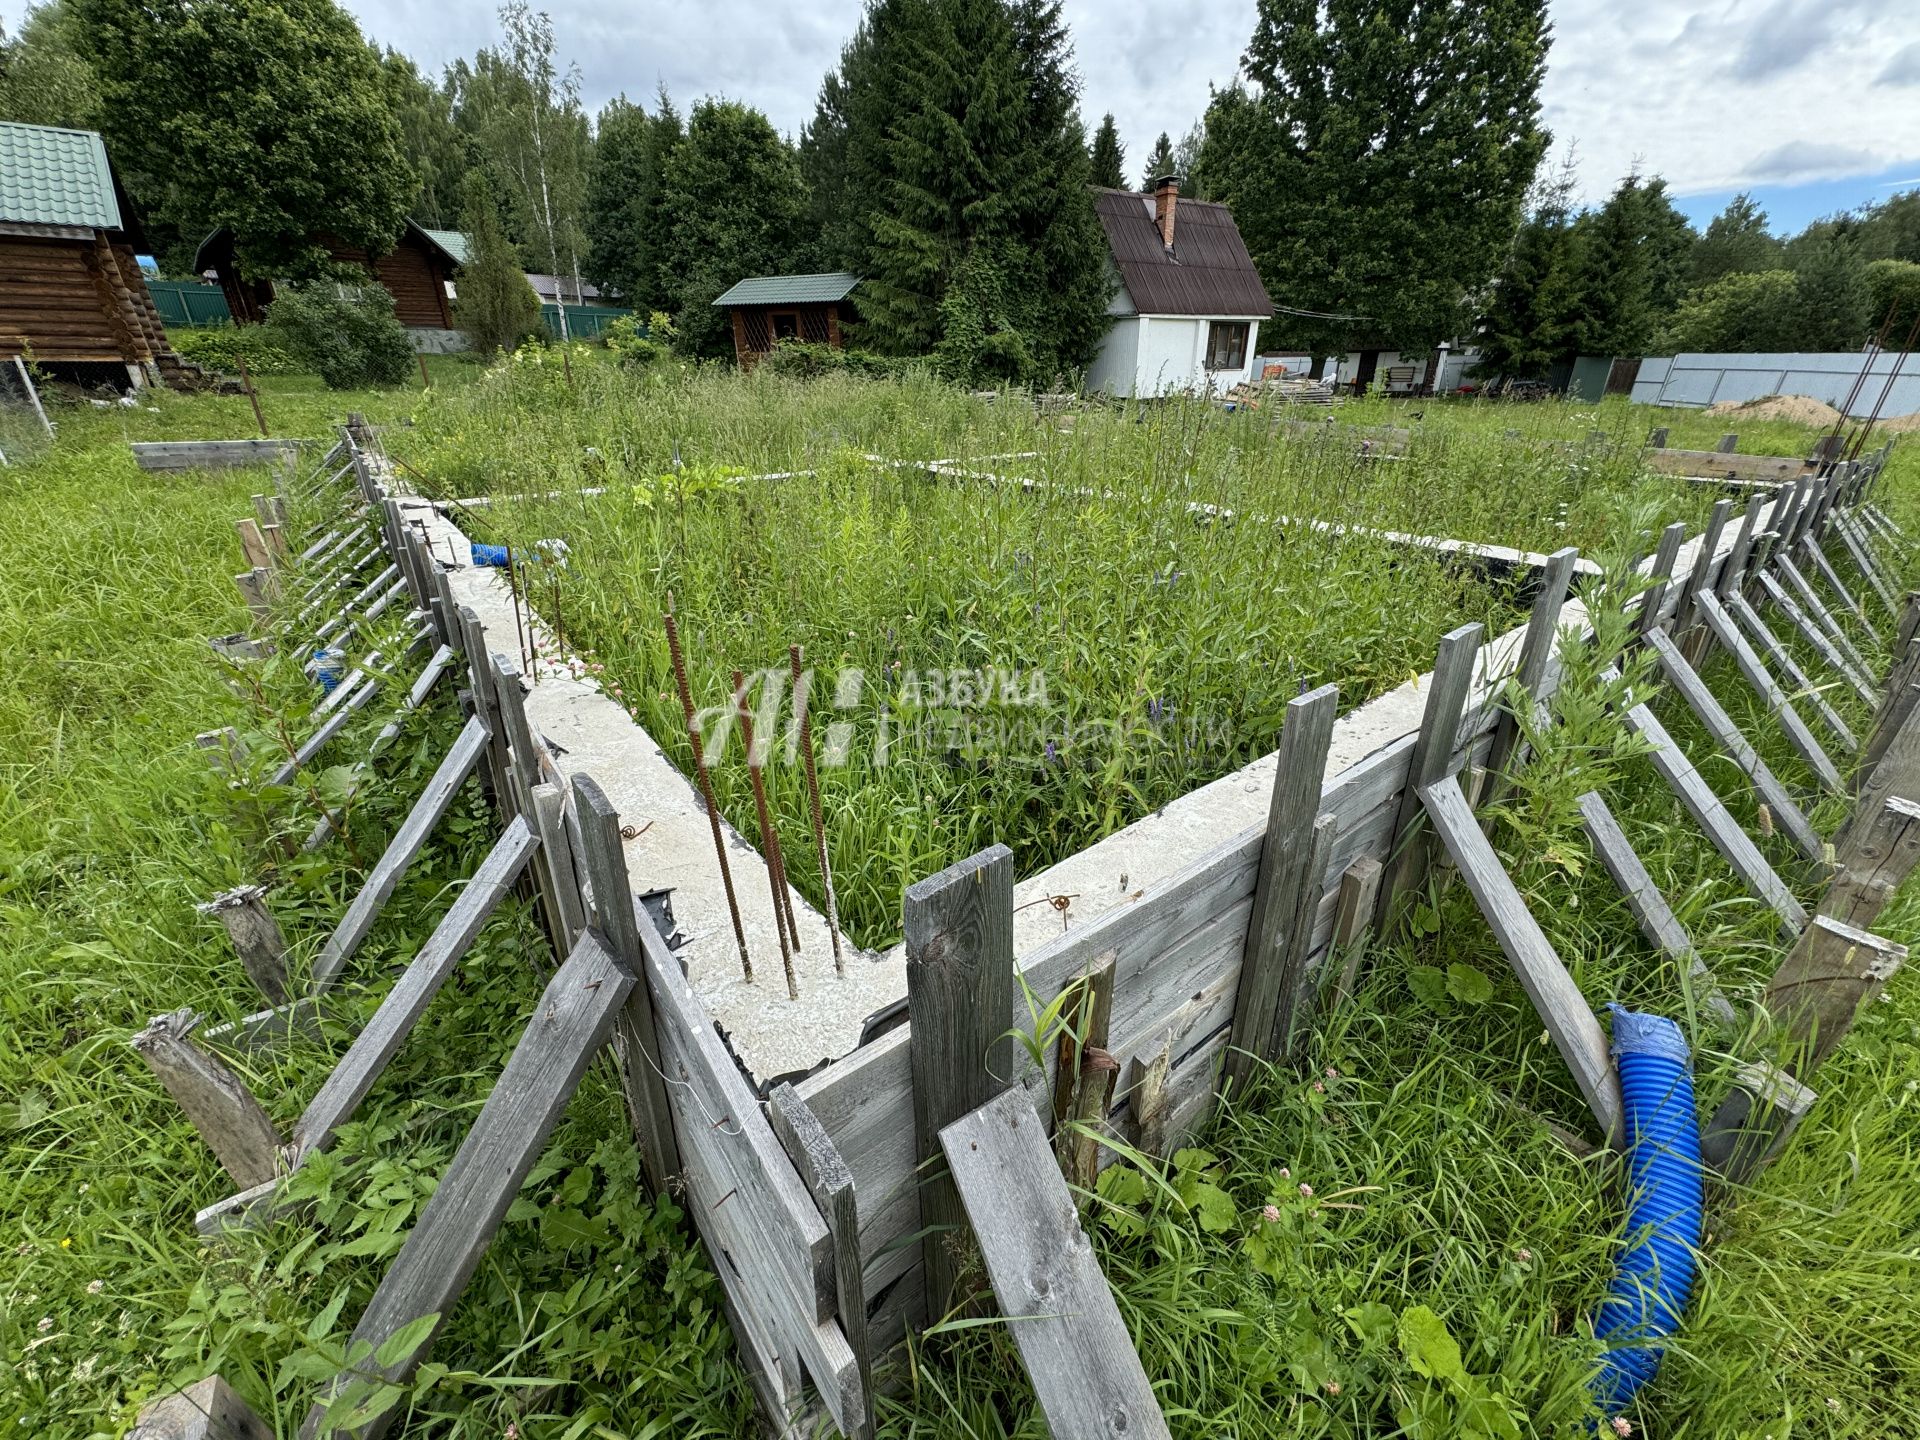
left=194, top=221, right=468, bottom=335
left=712, top=271, right=860, bottom=369
left=0, top=121, right=185, bottom=386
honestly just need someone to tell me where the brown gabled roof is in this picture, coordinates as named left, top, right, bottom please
left=1093, top=187, right=1273, bottom=319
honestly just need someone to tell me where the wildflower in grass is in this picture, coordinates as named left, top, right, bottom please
left=1277, top=1166, right=1291, bottom=1179
left=36, top=1317, right=52, bottom=1332
left=1323, top=1381, right=1341, bottom=1396
left=1515, top=1247, right=1533, bottom=1263
left=1610, top=1419, right=1632, bottom=1437
left=1299, top=1183, right=1313, bottom=1197
left=1261, top=1204, right=1281, bottom=1223
left=1325, top=1065, right=1339, bottom=1078
left=85, top=1280, right=102, bottom=1295
left=58, top=1238, right=70, bottom=1250
left=1312, top=1081, right=1325, bottom=1094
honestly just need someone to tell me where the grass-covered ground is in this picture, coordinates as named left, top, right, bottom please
left=4, top=352, right=1917, bottom=1438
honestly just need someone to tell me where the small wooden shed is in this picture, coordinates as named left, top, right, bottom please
left=195, top=221, right=467, bottom=331
left=712, top=271, right=859, bottom=369
left=0, top=121, right=181, bottom=384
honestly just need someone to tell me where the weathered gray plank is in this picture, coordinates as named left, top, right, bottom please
left=1224, top=684, right=1336, bottom=1095
left=300, top=933, right=632, bottom=1440
left=1615, top=684, right=1808, bottom=933
left=1802, top=535, right=1882, bottom=645
left=197, top=885, right=288, bottom=1005
left=1681, top=499, right=1735, bottom=630
left=129, top=1376, right=271, bottom=1440
left=1637, top=522, right=1688, bottom=638
left=571, top=773, right=683, bottom=1198
left=1700, top=1059, right=1818, bottom=1183
left=1576, top=790, right=1739, bottom=1028
left=1481, top=545, right=1580, bottom=811
left=1764, top=915, right=1907, bottom=1075
left=1755, top=570, right=1878, bottom=706
left=530, top=781, right=586, bottom=946
left=130, top=1009, right=284, bottom=1188
left=940, top=1088, right=1172, bottom=1440
left=768, top=1084, right=873, bottom=1440
left=1775, top=554, right=1875, bottom=686
left=1693, top=590, right=1843, bottom=793
left=309, top=715, right=489, bottom=991
left=1644, top=625, right=1824, bottom=860
left=1420, top=775, right=1622, bottom=1142
left=1834, top=514, right=1901, bottom=618
left=905, top=844, right=1016, bottom=1319
left=1822, top=796, right=1920, bottom=930
left=640, top=902, right=857, bottom=1429
left=293, top=818, right=539, bottom=1157
left=132, top=438, right=299, bottom=472
left=1717, top=494, right=1767, bottom=599
left=1377, top=622, right=1484, bottom=925
left=1724, top=591, right=1859, bottom=751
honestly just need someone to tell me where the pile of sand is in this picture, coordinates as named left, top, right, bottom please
left=1705, top=394, right=1845, bottom=426
left=1875, top=412, right=1920, bottom=433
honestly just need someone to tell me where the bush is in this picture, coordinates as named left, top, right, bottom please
left=604, top=311, right=677, bottom=367
left=168, top=323, right=300, bottom=376
left=265, top=283, right=415, bottom=390
left=758, top=337, right=901, bottom=380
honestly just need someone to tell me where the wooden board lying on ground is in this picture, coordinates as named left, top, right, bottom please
left=132, top=439, right=301, bottom=472
left=941, top=1088, right=1172, bottom=1440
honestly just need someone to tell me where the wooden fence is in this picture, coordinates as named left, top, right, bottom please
left=133, top=422, right=1920, bottom=1439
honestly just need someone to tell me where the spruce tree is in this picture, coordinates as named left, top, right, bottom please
left=583, top=89, right=680, bottom=307
left=453, top=171, right=544, bottom=354
left=1475, top=167, right=1587, bottom=379
left=1199, top=0, right=1550, bottom=354
left=1573, top=174, right=1695, bottom=356
left=662, top=98, right=806, bottom=357
left=1089, top=113, right=1125, bottom=188
left=1691, top=193, right=1780, bottom=289
left=806, top=0, right=1110, bottom=381
left=1139, top=131, right=1174, bottom=188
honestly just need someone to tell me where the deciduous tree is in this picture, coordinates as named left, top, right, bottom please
left=72, top=0, right=414, bottom=278
left=1691, top=193, right=1779, bottom=289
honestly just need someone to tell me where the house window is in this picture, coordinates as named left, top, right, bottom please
left=1206, top=320, right=1249, bottom=371
left=771, top=312, right=800, bottom=341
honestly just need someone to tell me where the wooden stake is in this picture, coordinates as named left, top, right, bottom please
left=1049, top=949, right=1117, bottom=1193
left=129, top=1376, right=271, bottom=1440
left=735, top=669, right=801, bottom=999
left=1822, top=796, right=1920, bottom=930
left=905, top=843, right=1015, bottom=1318
left=791, top=644, right=844, bottom=973
left=1225, top=683, right=1336, bottom=1095
left=130, top=1009, right=283, bottom=1188
left=197, top=885, right=289, bottom=1005
left=1763, top=915, right=1906, bottom=1075
left=235, top=351, right=267, bottom=437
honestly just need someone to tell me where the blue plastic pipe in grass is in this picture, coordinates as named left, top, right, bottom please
left=471, top=541, right=510, bottom=567
left=1590, top=1005, right=1705, bottom=1415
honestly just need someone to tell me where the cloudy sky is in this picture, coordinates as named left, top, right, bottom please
left=14, top=0, right=1919, bottom=232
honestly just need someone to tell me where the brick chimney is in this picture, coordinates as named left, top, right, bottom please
left=1153, top=174, right=1180, bottom=251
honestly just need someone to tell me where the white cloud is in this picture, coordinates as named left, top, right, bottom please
left=1745, top=140, right=1884, bottom=184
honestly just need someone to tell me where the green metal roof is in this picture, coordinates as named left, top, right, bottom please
left=712, top=271, right=859, bottom=307
left=0, top=121, right=123, bottom=231
left=418, top=226, right=470, bottom=265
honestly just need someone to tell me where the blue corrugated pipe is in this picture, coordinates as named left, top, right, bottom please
left=1590, top=1004, right=1705, bottom=1416
left=471, top=541, right=510, bottom=567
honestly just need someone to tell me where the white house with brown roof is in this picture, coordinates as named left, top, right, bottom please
left=1084, top=178, right=1274, bottom=399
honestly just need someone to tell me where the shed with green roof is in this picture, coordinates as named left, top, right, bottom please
left=0, top=120, right=181, bottom=381
left=712, top=271, right=860, bottom=369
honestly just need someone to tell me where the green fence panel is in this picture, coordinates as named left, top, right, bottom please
left=148, top=280, right=234, bottom=328
left=542, top=304, right=634, bottom=340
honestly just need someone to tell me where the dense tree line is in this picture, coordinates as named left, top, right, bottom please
left=1479, top=181, right=1920, bottom=377
left=2, top=0, right=1909, bottom=379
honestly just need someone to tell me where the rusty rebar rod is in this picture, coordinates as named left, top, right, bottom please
left=734, top=668, right=800, bottom=999
left=664, top=599, right=752, bottom=981
left=1850, top=313, right=1920, bottom=462
left=736, top=667, right=804, bottom=958
left=790, top=644, right=844, bottom=974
